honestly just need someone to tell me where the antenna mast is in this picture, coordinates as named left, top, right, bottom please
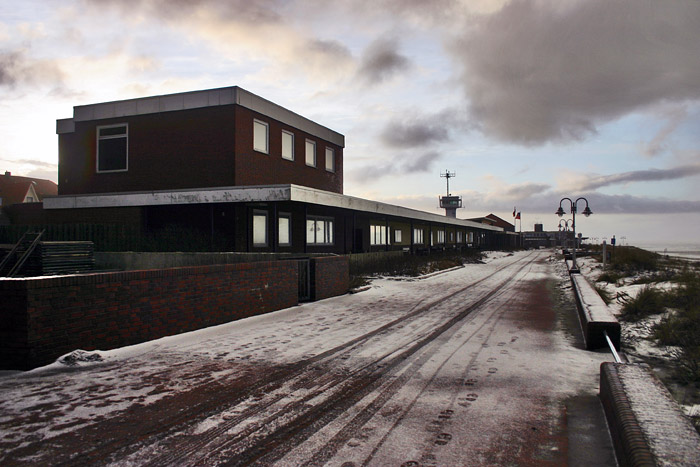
left=439, top=170, right=462, bottom=218
left=440, top=170, right=455, bottom=196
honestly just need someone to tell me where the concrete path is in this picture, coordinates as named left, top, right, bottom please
left=0, top=250, right=617, bottom=466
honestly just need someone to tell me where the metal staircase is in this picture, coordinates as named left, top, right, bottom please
left=0, top=230, right=45, bottom=277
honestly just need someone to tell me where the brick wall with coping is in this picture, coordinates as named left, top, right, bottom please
left=1, top=261, right=301, bottom=370
left=311, top=255, right=349, bottom=301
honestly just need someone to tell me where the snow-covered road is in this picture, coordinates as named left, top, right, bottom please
left=0, top=250, right=617, bottom=466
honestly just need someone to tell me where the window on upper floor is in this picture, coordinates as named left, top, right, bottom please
left=253, top=119, right=269, bottom=154
left=325, top=147, right=335, bottom=172
left=305, top=139, right=316, bottom=167
left=282, top=130, right=294, bottom=161
left=97, top=124, right=128, bottom=173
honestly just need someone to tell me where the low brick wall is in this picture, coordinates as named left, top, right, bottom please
left=1, top=261, right=299, bottom=370
left=311, top=255, right=350, bottom=301
left=600, top=362, right=700, bottom=466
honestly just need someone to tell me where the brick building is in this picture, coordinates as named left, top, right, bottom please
left=44, top=86, right=507, bottom=253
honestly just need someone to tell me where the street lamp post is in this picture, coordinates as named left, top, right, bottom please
left=558, top=219, right=572, bottom=248
left=556, top=197, right=592, bottom=271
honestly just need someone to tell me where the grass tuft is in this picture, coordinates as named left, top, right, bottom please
left=619, top=285, right=667, bottom=321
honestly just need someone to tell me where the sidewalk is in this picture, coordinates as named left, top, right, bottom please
left=0, top=251, right=617, bottom=465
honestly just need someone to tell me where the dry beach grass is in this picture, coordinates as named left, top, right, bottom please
left=577, top=246, right=700, bottom=433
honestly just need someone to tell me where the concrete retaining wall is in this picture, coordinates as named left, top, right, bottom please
left=570, top=272, right=620, bottom=350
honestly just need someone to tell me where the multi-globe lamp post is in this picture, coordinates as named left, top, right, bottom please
left=556, top=197, right=592, bottom=271
left=558, top=219, right=573, bottom=249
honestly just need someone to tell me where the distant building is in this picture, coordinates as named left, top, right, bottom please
left=468, top=214, right=515, bottom=232
left=521, top=225, right=574, bottom=249
left=0, top=172, right=58, bottom=225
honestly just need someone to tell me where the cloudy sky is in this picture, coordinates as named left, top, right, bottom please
left=2, top=0, right=699, bottom=245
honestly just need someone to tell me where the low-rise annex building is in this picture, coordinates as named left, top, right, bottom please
left=35, top=86, right=509, bottom=253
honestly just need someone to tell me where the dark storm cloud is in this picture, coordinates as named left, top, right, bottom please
left=577, top=164, right=700, bottom=192
left=0, top=50, right=64, bottom=89
left=82, top=0, right=283, bottom=24
left=356, top=37, right=410, bottom=85
left=503, top=183, right=550, bottom=200
left=307, top=39, right=353, bottom=62
left=380, top=108, right=472, bottom=149
left=348, top=150, right=441, bottom=182
left=451, top=0, right=700, bottom=145
left=564, top=193, right=700, bottom=215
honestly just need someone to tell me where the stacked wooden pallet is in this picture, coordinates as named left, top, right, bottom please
left=23, top=241, right=95, bottom=276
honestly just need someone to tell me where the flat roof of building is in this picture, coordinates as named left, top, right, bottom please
left=56, top=86, right=345, bottom=147
left=43, top=184, right=502, bottom=232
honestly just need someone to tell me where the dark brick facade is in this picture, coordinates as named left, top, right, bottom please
left=1, top=261, right=306, bottom=370
left=58, top=104, right=342, bottom=196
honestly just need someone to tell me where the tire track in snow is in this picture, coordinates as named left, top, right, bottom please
left=289, top=253, right=538, bottom=467
left=113, top=252, right=536, bottom=466
left=205, top=252, right=539, bottom=466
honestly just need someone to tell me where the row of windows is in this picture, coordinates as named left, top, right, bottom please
left=369, top=224, right=475, bottom=246
left=94, top=120, right=337, bottom=174
left=254, top=119, right=335, bottom=172
left=253, top=212, right=334, bottom=247
left=244, top=213, right=484, bottom=248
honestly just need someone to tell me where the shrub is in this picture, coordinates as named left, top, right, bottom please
left=620, top=285, right=667, bottom=321
left=598, top=271, right=623, bottom=284
left=652, top=271, right=700, bottom=381
left=594, top=285, right=613, bottom=305
left=654, top=308, right=700, bottom=382
left=609, top=246, right=660, bottom=273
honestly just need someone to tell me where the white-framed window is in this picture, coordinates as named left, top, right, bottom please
left=370, top=224, right=387, bottom=246
left=282, top=130, right=294, bottom=161
left=253, top=210, right=268, bottom=246
left=413, top=228, right=424, bottom=244
left=97, top=124, right=128, bottom=173
left=278, top=213, right=291, bottom=246
left=325, top=147, right=335, bottom=172
left=305, top=139, right=316, bottom=167
left=437, top=230, right=446, bottom=244
left=253, top=119, right=269, bottom=154
left=394, top=228, right=402, bottom=243
left=306, top=216, right=333, bottom=245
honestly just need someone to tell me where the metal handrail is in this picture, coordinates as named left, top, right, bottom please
left=604, top=330, right=622, bottom=363
left=6, top=230, right=45, bottom=277
left=0, top=231, right=28, bottom=274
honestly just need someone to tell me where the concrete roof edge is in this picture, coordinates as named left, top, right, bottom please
left=59, top=86, right=344, bottom=146
left=289, top=185, right=503, bottom=231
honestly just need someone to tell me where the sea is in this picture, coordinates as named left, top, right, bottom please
left=637, top=243, right=700, bottom=262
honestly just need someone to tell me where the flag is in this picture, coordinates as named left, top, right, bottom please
left=513, top=207, right=516, bottom=217
left=515, top=212, right=521, bottom=220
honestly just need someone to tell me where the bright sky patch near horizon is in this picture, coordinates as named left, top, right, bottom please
left=1, top=0, right=699, bottom=245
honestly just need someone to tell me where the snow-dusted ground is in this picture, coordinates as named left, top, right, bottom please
left=575, top=254, right=700, bottom=427
left=0, top=250, right=616, bottom=465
